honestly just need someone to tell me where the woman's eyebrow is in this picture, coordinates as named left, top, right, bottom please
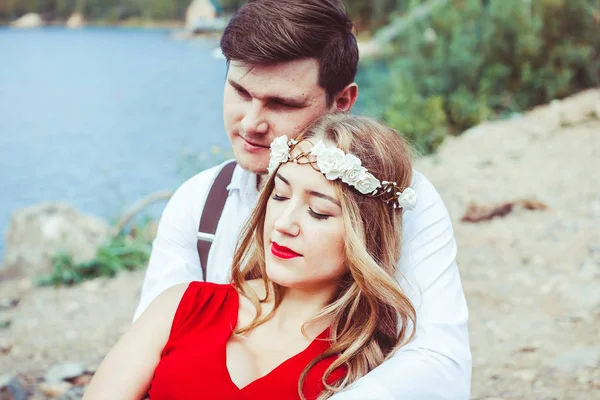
left=307, top=190, right=341, bottom=207
left=276, top=173, right=340, bottom=207
left=275, top=173, right=290, bottom=185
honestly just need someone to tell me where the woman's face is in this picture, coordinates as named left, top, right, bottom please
left=263, top=141, right=347, bottom=292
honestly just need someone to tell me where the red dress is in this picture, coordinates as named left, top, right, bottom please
left=148, top=282, right=346, bottom=399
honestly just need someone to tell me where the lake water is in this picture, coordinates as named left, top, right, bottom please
left=0, top=27, right=232, bottom=262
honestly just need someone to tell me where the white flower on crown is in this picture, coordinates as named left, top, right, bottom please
left=310, top=140, right=327, bottom=157
left=267, top=135, right=416, bottom=210
left=397, top=187, right=417, bottom=210
left=268, top=135, right=291, bottom=174
left=312, top=141, right=347, bottom=180
left=355, top=173, right=381, bottom=194
left=340, top=154, right=367, bottom=186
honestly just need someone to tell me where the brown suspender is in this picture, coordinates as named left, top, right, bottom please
left=197, top=161, right=237, bottom=281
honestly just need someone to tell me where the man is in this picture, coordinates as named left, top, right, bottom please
left=134, top=0, right=471, bottom=398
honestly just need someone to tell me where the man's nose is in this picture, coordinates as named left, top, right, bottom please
left=241, top=100, right=269, bottom=136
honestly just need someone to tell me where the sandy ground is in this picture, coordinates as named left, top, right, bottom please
left=1, top=90, right=599, bottom=399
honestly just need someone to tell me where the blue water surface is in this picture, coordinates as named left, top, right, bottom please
left=0, top=27, right=230, bottom=262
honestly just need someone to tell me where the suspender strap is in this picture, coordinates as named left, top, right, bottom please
left=197, top=161, right=237, bottom=281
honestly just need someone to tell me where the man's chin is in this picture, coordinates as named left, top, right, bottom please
left=235, top=156, right=269, bottom=175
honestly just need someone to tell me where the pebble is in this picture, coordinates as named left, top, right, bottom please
left=0, top=376, right=27, bottom=400
left=59, top=386, right=86, bottom=400
left=45, top=362, right=85, bottom=384
left=512, top=369, right=538, bottom=383
left=39, top=381, right=73, bottom=398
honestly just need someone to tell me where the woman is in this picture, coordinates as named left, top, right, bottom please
left=83, top=114, right=418, bottom=400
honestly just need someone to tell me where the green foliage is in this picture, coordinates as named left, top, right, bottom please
left=38, top=227, right=152, bottom=287
left=361, top=0, right=600, bottom=153
left=0, top=0, right=190, bottom=21
left=217, top=0, right=412, bottom=29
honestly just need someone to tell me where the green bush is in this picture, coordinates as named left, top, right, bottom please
left=38, top=228, right=152, bottom=287
left=360, top=0, right=600, bottom=154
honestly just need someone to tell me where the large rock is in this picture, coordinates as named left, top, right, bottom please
left=185, top=0, right=219, bottom=31
left=1, top=203, right=110, bottom=279
left=10, top=13, right=43, bottom=29
left=66, top=13, right=85, bottom=29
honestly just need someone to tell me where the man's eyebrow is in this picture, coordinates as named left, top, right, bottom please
left=228, top=78, right=307, bottom=107
left=228, top=78, right=247, bottom=93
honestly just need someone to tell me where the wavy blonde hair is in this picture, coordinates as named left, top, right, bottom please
left=230, top=113, right=417, bottom=399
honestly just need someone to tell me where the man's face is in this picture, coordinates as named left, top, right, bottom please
left=223, top=59, right=332, bottom=174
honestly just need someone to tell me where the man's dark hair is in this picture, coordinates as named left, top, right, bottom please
left=220, top=0, right=359, bottom=105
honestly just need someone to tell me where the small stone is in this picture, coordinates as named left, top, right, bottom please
left=519, top=345, right=539, bottom=353
left=59, top=386, right=86, bottom=400
left=1, top=376, right=27, bottom=400
left=512, top=369, right=537, bottom=383
left=0, top=339, right=12, bottom=354
left=69, top=372, right=93, bottom=386
left=0, top=297, right=20, bottom=310
left=45, top=362, right=85, bottom=384
left=39, top=381, right=73, bottom=398
left=0, top=374, right=12, bottom=388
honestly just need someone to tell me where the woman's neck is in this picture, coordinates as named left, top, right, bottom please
left=245, top=280, right=336, bottom=337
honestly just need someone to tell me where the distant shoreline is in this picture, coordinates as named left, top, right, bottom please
left=0, top=18, right=186, bottom=29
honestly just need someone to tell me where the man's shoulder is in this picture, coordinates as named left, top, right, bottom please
left=410, top=169, right=444, bottom=210
left=402, top=169, right=452, bottom=238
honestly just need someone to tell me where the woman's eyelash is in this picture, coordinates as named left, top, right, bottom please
left=309, top=209, right=329, bottom=220
left=272, top=193, right=287, bottom=201
left=272, top=193, right=330, bottom=220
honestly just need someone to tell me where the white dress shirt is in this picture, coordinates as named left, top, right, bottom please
left=134, top=161, right=472, bottom=399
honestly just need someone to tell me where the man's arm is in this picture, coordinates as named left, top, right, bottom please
left=331, top=171, right=471, bottom=400
left=132, top=165, right=222, bottom=322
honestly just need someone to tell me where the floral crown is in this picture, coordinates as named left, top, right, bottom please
left=268, top=136, right=417, bottom=211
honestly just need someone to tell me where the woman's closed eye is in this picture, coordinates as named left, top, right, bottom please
left=308, top=208, right=330, bottom=220
left=272, top=193, right=330, bottom=220
left=272, top=193, right=288, bottom=201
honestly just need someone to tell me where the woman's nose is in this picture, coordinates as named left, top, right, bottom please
left=273, top=204, right=300, bottom=237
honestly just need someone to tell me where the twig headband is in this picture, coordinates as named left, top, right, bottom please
left=268, top=136, right=417, bottom=210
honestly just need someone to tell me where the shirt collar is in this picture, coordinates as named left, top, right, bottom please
left=226, top=163, right=260, bottom=206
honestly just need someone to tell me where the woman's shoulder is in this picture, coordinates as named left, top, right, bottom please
left=156, top=282, right=239, bottom=343
left=157, top=281, right=235, bottom=304
left=185, top=281, right=236, bottom=292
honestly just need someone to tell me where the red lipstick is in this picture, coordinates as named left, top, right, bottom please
left=271, top=242, right=302, bottom=259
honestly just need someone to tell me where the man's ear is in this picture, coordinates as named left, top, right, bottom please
left=332, top=83, right=358, bottom=112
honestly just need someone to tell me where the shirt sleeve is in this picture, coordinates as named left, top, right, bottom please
left=330, top=171, right=472, bottom=400
left=132, top=166, right=221, bottom=322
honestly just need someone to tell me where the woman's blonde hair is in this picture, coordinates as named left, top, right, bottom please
left=230, top=113, right=417, bottom=399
